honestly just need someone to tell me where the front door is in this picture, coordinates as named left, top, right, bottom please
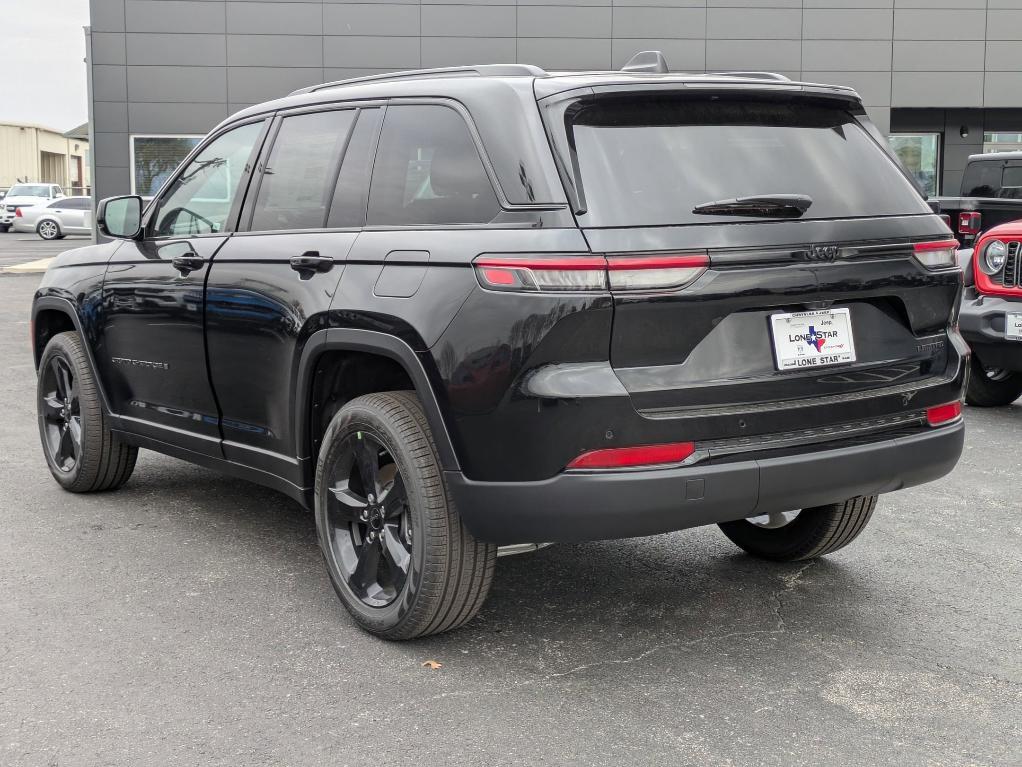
left=95, top=119, right=266, bottom=456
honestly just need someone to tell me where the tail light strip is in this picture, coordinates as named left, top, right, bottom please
left=474, top=253, right=710, bottom=293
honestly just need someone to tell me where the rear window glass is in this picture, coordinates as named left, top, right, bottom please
left=961, top=161, right=1002, bottom=197
left=568, top=98, right=931, bottom=227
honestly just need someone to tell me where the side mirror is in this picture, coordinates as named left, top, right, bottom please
left=97, top=195, right=143, bottom=239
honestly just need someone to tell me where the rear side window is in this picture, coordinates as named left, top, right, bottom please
left=998, top=164, right=1022, bottom=199
left=567, top=98, right=932, bottom=227
left=250, top=109, right=356, bottom=231
left=962, top=161, right=1003, bottom=197
left=327, top=108, right=382, bottom=229
left=367, top=105, right=499, bottom=227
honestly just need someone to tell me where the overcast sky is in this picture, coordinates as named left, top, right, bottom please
left=5, top=0, right=90, bottom=131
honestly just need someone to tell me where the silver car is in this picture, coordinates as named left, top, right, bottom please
left=13, top=196, right=92, bottom=239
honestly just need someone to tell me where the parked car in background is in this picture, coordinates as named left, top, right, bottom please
left=958, top=222, right=1022, bottom=406
left=32, top=56, right=966, bottom=640
left=0, top=188, right=7, bottom=202
left=932, top=152, right=1022, bottom=246
left=13, top=196, right=92, bottom=239
left=1, top=183, right=64, bottom=232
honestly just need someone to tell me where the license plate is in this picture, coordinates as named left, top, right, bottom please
left=770, top=308, right=857, bottom=370
left=1007, top=312, right=1022, bottom=341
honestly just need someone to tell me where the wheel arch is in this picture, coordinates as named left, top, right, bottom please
left=31, top=297, right=113, bottom=415
left=296, top=328, right=460, bottom=478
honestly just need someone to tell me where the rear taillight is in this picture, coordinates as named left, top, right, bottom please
left=958, top=211, right=981, bottom=236
left=912, top=239, right=959, bottom=270
left=474, top=253, right=708, bottom=293
left=566, top=441, right=696, bottom=470
left=14, top=207, right=21, bottom=217
left=926, top=401, right=962, bottom=427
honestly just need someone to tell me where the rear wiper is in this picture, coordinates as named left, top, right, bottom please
left=692, top=194, right=813, bottom=218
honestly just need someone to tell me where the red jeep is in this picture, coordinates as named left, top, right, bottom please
left=961, top=221, right=1022, bottom=405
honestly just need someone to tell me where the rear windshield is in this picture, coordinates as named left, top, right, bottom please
left=568, top=98, right=931, bottom=227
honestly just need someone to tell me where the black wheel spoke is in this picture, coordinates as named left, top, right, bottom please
left=379, top=472, right=406, bottom=519
left=354, top=434, right=381, bottom=499
left=381, top=525, right=410, bottom=577
left=68, top=417, right=82, bottom=453
left=57, top=424, right=74, bottom=466
left=350, top=540, right=381, bottom=594
left=329, top=478, right=367, bottom=522
left=42, top=394, right=64, bottom=421
left=54, top=360, right=72, bottom=400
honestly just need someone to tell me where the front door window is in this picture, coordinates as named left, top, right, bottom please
left=150, top=122, right=263, bottom=237
left=888, top=133, right=941, bottom=197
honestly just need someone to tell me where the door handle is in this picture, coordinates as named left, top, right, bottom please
left=289, top=251, right=334, bottom=275
left=171, top=252, right=205, bottom=275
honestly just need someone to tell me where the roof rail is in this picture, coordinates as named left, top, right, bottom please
left=705, top=71, right=791, bottom=82
left=290, top=64, right=548, bottom=95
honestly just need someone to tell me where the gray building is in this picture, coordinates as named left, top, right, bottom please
left=86, top=0, right=1022, bottom=202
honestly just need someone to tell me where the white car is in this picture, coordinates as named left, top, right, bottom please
left=12, top=196, right=92, bottom=239
left=0, top=183, right=64, bottom=232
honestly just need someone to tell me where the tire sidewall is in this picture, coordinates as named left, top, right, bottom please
left=37, top=334, right=89, bottom=489
left=966, top=354, right=1022, bottom=407
left=314, top=402, right=430, bottom=635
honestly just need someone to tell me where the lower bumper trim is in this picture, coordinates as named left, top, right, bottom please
left=447, top=422, right=964, bottom=545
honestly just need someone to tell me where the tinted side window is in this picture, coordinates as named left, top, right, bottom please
left=327, top=108, right=382, bottom=228
left=152, top=121, right=263, bottom=237
left=961, top=161, right=1002, bottom=197
left=367, top=105, right=499, bottom=226
left=250, top=109, right=356, bottom=231
left=63, top=198, right=90, bottom=210
left=47, top=200, right=65, bottom=209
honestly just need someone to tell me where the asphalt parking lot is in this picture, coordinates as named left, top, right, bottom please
left=1, top=268, right=1020, bottom=766
left=0, top=230, right=90, bottom=269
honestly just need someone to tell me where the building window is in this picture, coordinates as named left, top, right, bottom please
left=888, top=133, right=941, bottom=197
left=984, top=132, right=1022, bottom=153
left=130, top=135, right=202, bottom=198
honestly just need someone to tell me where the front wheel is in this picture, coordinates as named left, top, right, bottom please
left=37, top=219, right=62, bottom=240
left=37, top=331, right=138, bottom=491
left=965, top=354, right=1022, bottom=407
left=314, top=391, right=496, bottom=640
left=718, top=496, right=877, bottom=561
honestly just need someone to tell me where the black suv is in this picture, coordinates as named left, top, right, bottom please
left=32, top=57, right=967, bottom=639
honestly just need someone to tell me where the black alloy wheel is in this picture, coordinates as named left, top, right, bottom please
left=40, top=355, right=81, bottom=472
left=325, top=430, right=412, bottom=608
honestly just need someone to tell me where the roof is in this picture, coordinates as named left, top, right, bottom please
left=63, top=122, right=89, bottom=140
left=968, top=151, right=1022, bottom=162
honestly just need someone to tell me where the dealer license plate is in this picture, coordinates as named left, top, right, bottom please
left=1007, top=312, right=1022, bottom=341
left=770, top=308, right=857, bottom=371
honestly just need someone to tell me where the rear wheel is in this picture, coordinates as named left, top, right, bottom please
left=37, top=331, right=138, bottom=492
left=718, top=495, right=877, bottom=561
left=314, top=391, right=496, bottom=640
left=0, top=224, right=9, bottom=233
left=37, top=219, right=62, bottom=240
left=965, top=354, right=1022, bottom=407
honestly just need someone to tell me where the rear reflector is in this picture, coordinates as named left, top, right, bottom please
left=912, top=239, right=959, bottom=270
left=566, top=441, right=696, bottom=470
left=926, top=401, right=962, bottom=427
left=474, top=253, right=709, bottom=293
left=958, top=211, right=981, bottom=236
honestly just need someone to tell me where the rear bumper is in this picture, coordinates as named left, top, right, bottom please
left=960, top=294, right=1022, bottom=371
left=446, top=421, right=964, bottom=545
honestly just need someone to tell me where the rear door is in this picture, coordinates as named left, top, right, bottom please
left=553, top=93, right=957, bottom=424
left=205, top=106, right=382, bottom=480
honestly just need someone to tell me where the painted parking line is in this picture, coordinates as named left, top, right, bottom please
left=0, top=257, right=55, bottom=274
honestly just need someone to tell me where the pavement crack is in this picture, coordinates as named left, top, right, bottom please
left=771, top=560, right=817, bottom=633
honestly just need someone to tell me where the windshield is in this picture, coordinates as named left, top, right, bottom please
left=568, top=97, right=931, bottom=227
left=8, top=185, right=51, bottom=197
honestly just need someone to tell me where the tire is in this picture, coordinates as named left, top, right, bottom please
left=314, top=390, right=496, bottom=640
left=0, top=224, right=9, bottom=233
left=37, top=219, right=62, bottom=240
left=965, top=354, right=1022, bottom=407
left=718, top=495, right=877, bottom=562
left=37, top=331, right=138, bottom=492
